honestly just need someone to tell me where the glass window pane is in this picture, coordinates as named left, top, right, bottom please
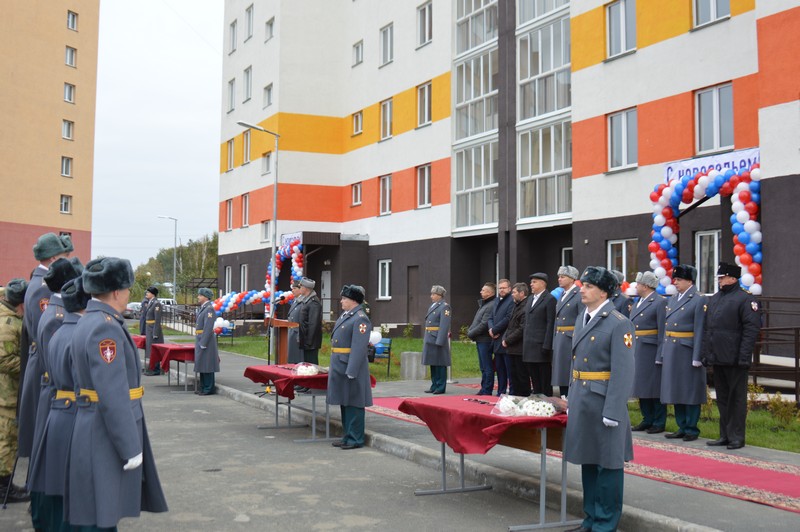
left=530, top=31, right=540, bottom=76
left=457, top=107, right=469, bottom=139
left=473, top=146, right=483, bottom=187
left=485, top=95, right=497, bottom=131
left=553, top=124, right=563, bottom=171
left=625, top=239, right=639, bottom=281
left=541, top=24, right=552, bottom=73
left=542, top=125, right=552, bottom=173
left=456, top=64, right=464, bottom=103
left=556, top=69, right=570, bottom=110
left=457, top=195, right=469, bottom=226
left=483, top=144, right=492, bottom=184
left=608, top=2, right=621, bottom=56
left=490, top=141, right=499, bottom=183
left=626, top=109, right=638, bottom=164
left=553, top=20, right=563, bottom=69
left=473, top=56, right=482, bottom=96
left=473, top=99, right=485, bottom=134
left=698, top=90, right=714, bottom=151
left=563, top=19, right=571, bottom=64
left=487, top=187, right=499, bottom=223
left=456, top=151, right=465, bottom=191
left=470, top=191, right=483, bottom=225
left=719, top=85, right=733, bottom=147
left=557, top=173, right=571, bottom=213
left=490, top=49, right=499, bottom=92
left=610, top=113, right=623, bottom=167
left=564, top=121, right=572, bottom=168
left=716, top=0, right=730, bottom=18
left=625, top=0, right=636, bottom=51
left=457, top=21, right=468, bottom=53
left=521, top=180, right=537, bottom=218
left=696, top=0, right=711, bottom=25
left=472, top=12, right=485, bottom=48
left=522, top=82, right=535, bottom=119
left=519, top=37, right=529, bottom=79
left=531, top=129, right=541, bottom=174
left=464, top=60, right=472, bottom=99
left=520, top=132, right=531, bottom=177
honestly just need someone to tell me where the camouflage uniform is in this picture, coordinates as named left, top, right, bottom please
left=0, top=300, right=22, bottom=476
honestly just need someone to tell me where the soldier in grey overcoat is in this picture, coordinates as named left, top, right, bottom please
left=552, top=265, right=583, bottom=397
left=421, top=285, right=451, bottom=394
left=657, top=264, right=706, bottom=441
left=286, top=281, right=303, bottom=364
left=564, top=267, right=635, bottom=532
left=143, top=287, right=163, bottom=375
left=138, top=296, right=149, bottom=335
left=630, top=271, right=668, bottom=434
left=194, top=288, right=220, bottom=395
left=69, top=257, right=168, bottom=528
left=327, top=285, right=372, bottom=449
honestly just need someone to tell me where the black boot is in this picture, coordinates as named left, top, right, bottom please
left=0, top=474, right=31, bottom=503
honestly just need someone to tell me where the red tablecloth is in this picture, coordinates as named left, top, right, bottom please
left=398, top=395, right=567, bottom=455
left=151, top=343, right=195, bottom=373
left=131, top=334, right=146, bottom=349
left=244, top=364, right=377, bottom=401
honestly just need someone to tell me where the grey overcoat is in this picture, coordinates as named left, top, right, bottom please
left=194, top=301, right=220, bottom=373
left=658, top=286, right=707, bottom=405
left=421, top=300, right=452, bottom=366
left=326, top=305, right=373, bottom=408
left=630, top=292, right=667, bottom=399
left=286, top=297, right=303, bottom=363
left=552, top=286, right=583, bottom=387
left=144, top=298, right=163, bottom=358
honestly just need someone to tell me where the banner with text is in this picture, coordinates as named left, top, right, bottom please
left=664, top=147, right=760, bottom=182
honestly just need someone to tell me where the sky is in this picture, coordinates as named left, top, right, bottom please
left=90, top=0, right=224, bottom=268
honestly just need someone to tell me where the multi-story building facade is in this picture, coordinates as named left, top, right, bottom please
left=0, top=2, right=98, bottom=279
left=219, top=0, right=799, bottom=329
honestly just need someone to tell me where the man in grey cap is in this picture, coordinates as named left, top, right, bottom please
left=194, top=288, right=220, bottom=395
left=286, top=280, right=304, bottom=364
left=422, top=285, right=451, bottom=394
left=630, top=271, right=668, bottom=434
left=553, top=265, right=583, bottom=397
left=297, top=277, right=322, bottom=366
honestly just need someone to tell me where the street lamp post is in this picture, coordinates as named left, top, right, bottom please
left=157, top=215, right=178, bottom=300
left=237, top=121, right=280, bottom=362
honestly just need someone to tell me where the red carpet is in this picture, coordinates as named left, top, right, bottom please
left=366, top=396, right=800, bottom=513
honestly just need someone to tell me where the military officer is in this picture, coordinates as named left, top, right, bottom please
left=138, top=295, right=149, bottom=335
left=297, top=277, right=323, bottom=365
left=610, top=270, right=632, bottom=317
left=69, top=257, right=168, bottom=528
left=702, top=263, right=762, bottom=450
left=552, top=265, right=583, bottom=397
left=143, top=286, right=164, bottom=376
left=194, top=288, right=220, bottom=395
left=564, top=267, right=635, bottom=532
left=422, top=285, right=451, bottom=394
left=327, top=285, right=373, bottom=450
left=658, top=264, right=706, bottom=442
left=630, top=271, right=668, bottom=434
left=286, top=280, right=303, bottom=364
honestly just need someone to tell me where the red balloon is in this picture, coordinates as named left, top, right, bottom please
left=657, top=183, right=667, bottom=193
left=733, top=235, right=740, bottom=245
left=745, top=202, right=759, bottom=215
left=740, top=253, right=753, bottom=266
left=655, top=249, right=667, bottom=260
left=650, top=191, right=660, bottom=202
left=729, top=175, right=740, bottom=189
left=661, top=258, right=672, bottom=269
left=648, top=241, right=660, bottom=253
left=662, top=207, right=673, bottom=218
left=687, top=181, right=696, bottom=191
left=740, top=171, right=751, bottom=182
left=755, top=274, right=762, bottom=284
left=719, top=182, right=733, bottom=196
left=748, top=263, right=762, bottom=276
left=214, top=327, right=222, bottom=334
left=738, top=190, right=751, bottom=203
left=733, top=243, right=746, bottom=256
left=682, top=190, right=693, bottom=204
left=751, top=163, right=760, bottom=169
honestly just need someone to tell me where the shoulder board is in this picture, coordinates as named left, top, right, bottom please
left=610, top=309, right=626, bottom=321
left=357, top=311, right=367, bottom=318
left=740, top=287, right=752, bottom=295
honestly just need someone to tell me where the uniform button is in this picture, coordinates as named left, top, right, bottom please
left=591, top=336, right=595, bottom=341
left=582, top=381, right=586, bottom=386
left=572, top=356, right=576, bottom=360
left=583, top=358, right=588, bottom=362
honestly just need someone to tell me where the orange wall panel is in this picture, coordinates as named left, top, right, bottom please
left=392, top=167, right=416, bottom=212
left=572, top=116, right=606, bottom=178
left=218, top=202, right=226, bottom=233
left=757, top=7, right=800, bottom=109
left=733, top=73, right=759, bottom=148
left=431, top=158, right=451, bottom=206
left=638, top=92, right=695, bottom=166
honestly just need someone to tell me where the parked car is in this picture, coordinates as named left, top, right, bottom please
left=158, top=298, right=177, bottom=307
left=123, top=302, right=141, bottom=319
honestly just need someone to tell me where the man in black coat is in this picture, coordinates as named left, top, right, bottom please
left=502, top=283, right=528, bottom=395
left=702, top=263, right=761, bottom=450
left=488, top=279, right=514, bottom=396
left=521, top=273, right=556, bottom=396
left=297, top=277, right=322, bottom=365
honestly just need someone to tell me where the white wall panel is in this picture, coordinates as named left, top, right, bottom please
left=759, top=101, right=800, bottom=180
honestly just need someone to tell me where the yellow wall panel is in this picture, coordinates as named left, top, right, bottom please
left=394, top=86, right=417, bottom=136
left=731, top=0, right=755, bottom=17
left=431, top=72, right=451, bottom=122
left=571, top=7, right=606, bottom=72
left=637, top=1, right=691, bottom=50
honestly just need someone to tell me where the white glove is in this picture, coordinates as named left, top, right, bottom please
left=692, top=360, right=703, bottom=368
left=123, top=452, right=143, bottom=471
left=655, top=360, right=662, bottom=365
left=347, top=374, right=355, bottom=380
left=602, top=417, right=619, bottom=427
left=201, top=345, right=207, bottom=349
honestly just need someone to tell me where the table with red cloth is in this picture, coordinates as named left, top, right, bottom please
left=151, top=343, right=195, bottom=391
left=131, top=334, right=146, bottom=350
left=398, top=395, right=579, bottom=531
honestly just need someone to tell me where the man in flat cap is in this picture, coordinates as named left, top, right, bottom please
left=702, top=263, right=761, bottom=450
left=563, top=267, right=635, bottom=532
left=630, top=272, right=668, bottom=434
left=0, top=279, right=30, bottom=503
left=69, top=257, right=168, bottom=528
left=143, top=286, right=164, bottom=376
left=422, top=285, right=451, bottom=394
left=521, top=273, right=556, bottom=396
left=658, top=264, right=706, bottom=442
left=553, top=265, right=583, bottom=397
left=194, top=288, right=220, bottom=395
left=328, top=285, right=373, bottom=449
left=286, top=280, right=304, bottom=364
left=297, top=277, right=322, bottom=366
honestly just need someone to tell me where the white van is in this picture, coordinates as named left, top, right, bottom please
left=158, top=298, right=177, bottom=307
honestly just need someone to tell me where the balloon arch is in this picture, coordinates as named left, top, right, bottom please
left=213, top=238, right=304, bottom=316
left=647, top=163, right=763, bottom=295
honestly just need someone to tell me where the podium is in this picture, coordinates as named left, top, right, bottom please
left=271, top=318, right=299, bottom=365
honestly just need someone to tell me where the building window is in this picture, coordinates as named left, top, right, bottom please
left=64, top=83, right=75, bottom=103
left=380, top=23, right=393, bottom=66
left=227, top=79, right=235, bottom=112
left=608, top=108, right=637, bottom=169
left=518, top=120, right=572, bottom=219
left=695, top=230, right=722, bottom=294
left=561, top=247, right=573, bottom=267
left=261, top=151, right=272, bottom=174
left=241, top=194, right=249, bottom=226
left=60, top=194, right=72, bottom=214
left=265, top=17, right=274, bottom=41
left=380, top=98, right=393, bottom=140
left=379, top=175, right=392, bottom=215
left=518, top=16, right=571, bottom=120
left=240, top=263, right=248, bottom=291
left=226, top=139, right=234, bottom=171
left=225, top=266, right=232, bottom=293
left=67, top=10, right=78, bottom=31
left=417, top=1, right=433, bottom=47
left=696, top=83, right=733, bottom=153
left=242, top=130, right=251, bottom=164
left=695, top=0, right=730, bottom=27
left=417, top=164, right=431, bottom=208
left=455, top=48, right=498, bottom=139
left=417, top=82, right=432, bottom=127
left=245, top=5, right=254, bottom=40
left=243, top=66, right=252, bottom=101
left=261, top=220, right=272, bottom=242
left=606, top=0, right=636, bottom=58
left=607, top=238, right=638, bottom=284
left=518, top=0, right=568, bottom=24
left=352, top=40, right=363, bottom=66
left=456, top=0, right=498, bottom=54
left=226, top=199, right=233, bottom=230
left=378, top=259, right=391, bottom=300
left=263, top=83, right=273, bottom=108
left=65, top=46, right=77, bottom=67
left=352, top=111, right=363, bottom=135
left=455, top=141, right=499, bottom=228
left=351, top=182, right=362, bottom=206
left=229, top=20, right=237, bottom=53
left=62, top=120, right=74, bottom=140
left=61, top=156, right=73, bottom=177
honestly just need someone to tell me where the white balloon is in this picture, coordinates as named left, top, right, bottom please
left=654, top=215, right=666, bottom=226
left=650, top=252, right=657, bottom=260
left=698, top=175, right=710, bottom=187
left=693, top=186, right=706, bottom=199
left=653, top=204, right=664, bottom=215
left=732, top=201, right=744, bottom=214
left=750, top=283, right=762, bottom=295
left=735, top=210, right=750, bottom=224
left=654, top=267, right=667, bottom=278
left=734, top=255, right=742, bottom=267
left=744, top=220, right=760, bottom=234
left=649, top=259, right=660, bottom=270
left=750, top=168, right=761, bottom=181
left=669, top=234, right=678, bottom=244
left=707, top=169, right=719, bottom=180
left=369, top=330, right=383, bottom=345
left=662, top=187, right=673, bottom=198
left=735, top=182, right=750, bottom=193
left=750, top=231, right=762, bottom=244
left=223, top=320, right=231, bottom=328
left=741, top=273, right=755, bottom=286
left=660, top=276, right=672, bottom=287
left=661, top=226, right=673, bottom=239
left=665, top=285, right=678, bottom=296
left=658, top=196, right=669, bottom=206
left=215, top=317, right=224, bottom=326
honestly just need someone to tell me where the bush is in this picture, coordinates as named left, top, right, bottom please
left=747, top=382, right=765, bottom=412
left=403, top=322, right=414, bottom=339
left=766, top=392, right=799, bottom=429
left=459, top=325, right=471, bottom=343
left=700, top=386, right=715, bottom=421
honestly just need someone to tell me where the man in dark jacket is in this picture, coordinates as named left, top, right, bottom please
left=297, top=277, right=322, bottom=365
left=467, top=283, right=496, bottom=395
left=521, top=273, right=557, bottom=396
left=502, top=283, right=528, bottom=394
left=488, top=279, right=514, bottom=396
left=702, top=263, right=761, bottom=450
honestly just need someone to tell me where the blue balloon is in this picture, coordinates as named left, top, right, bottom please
left=730, top=214, right=738, bottom=225
left=714, top=175, right=725, bottom=187
left=656, top=285, right=666, bottom=295
left=668, top=247, right=678, bottom=258
left=724, top=169, right=735, bottom=179
left=745, top=242, right=759, bottom=254
left=660, top=240, right=672, bottom=250
left=674, top=183, right=685, bottom=195
left=731, top=222, right=744, bottom=235
left=706, top=185, right=718, bottom=196
left=375, top=344, right=384, bottom=354
left=672, top=258, right=679, bottom=267
left=749, top=181, right=760, bottom=193
left=753, top=252, right=762, bottom=264
left=652, top=232, right=663, bottom=242
left=653, top=223, right=662, bottom=232
left=738, top=231, right=750, bottom=245
left=681, top=175, right=692, bottom=185
left=750, top=192, right=760, bottom=204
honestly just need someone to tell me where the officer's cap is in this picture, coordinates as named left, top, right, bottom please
left=3, top=278, right=28, bottom=307
left=557, top=265, right=580, bottom=280
left=580, top=266, right=618, bottom=296
left=33, top=232, right=71, bottom=261
left=62, top=277, right=91, bottom=313
left=340, top=284, right=365, bottom=304
left=82, top=257, right=135, bottom=295
left=198, top=287, right=214, bottom=299
left=716, top=262, right=741, bottom=279
left=673, top=264, right=697, bottom=283
left=44, top=257, right=83, bottom=292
